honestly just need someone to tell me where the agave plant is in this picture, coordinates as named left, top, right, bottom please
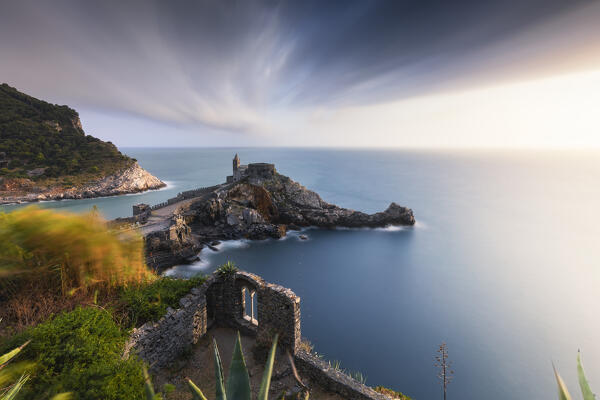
left=187, top=332, right=279, bottom=400
left=0, top=339, right=72, bottom=400
left=0, top=339, right=31, bottom=400
left=143, top=332, right=308, bottom=400
left=216, top=261, right=238, bottom=279
left=553, top=351, right=595, bottom=400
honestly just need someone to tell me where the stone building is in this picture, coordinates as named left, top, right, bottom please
left=133, top=203, right=150, bottom=216
left=227, top=154, right=276, bottom=184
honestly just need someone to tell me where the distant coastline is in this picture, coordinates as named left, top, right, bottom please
left=0, top=162, right=165, bottom=205
left=0, top=84, right=166, bottom=205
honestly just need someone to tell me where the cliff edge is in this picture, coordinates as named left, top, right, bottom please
left=0, top=83, right=165, bottom=203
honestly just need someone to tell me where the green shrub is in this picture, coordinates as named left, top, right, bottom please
left=0, top=307, right=145, bottom=400
left=118, top=276, right=206, bottom=327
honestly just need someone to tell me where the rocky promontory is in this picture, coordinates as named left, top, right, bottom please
left=0, top=83, right=165, bottom=204
left=0, top=162, right=165, bottom=204
left=137, top=168, right=414, bottom=272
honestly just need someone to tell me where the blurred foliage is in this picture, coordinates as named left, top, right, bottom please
left=0, top=206, right=154, bottom=295
left=0, top=307, right=145, bottom=400
left=118, top=276, right=206, bottom=328
left=0, top=327, right=32, bottom=400
left=0, top=83, right=133, bottom=180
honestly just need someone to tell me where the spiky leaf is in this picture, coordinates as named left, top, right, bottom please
left=1, top=374, right=29, bottom=400
left=142, top=366, right=157, bottom=400
left=258, top=334, right=279, bottom=400
left=554, top=363, right=573, bottom=400
left=187, top=379, right=208, bottom=400
left=0, top=340, right=30, bottom=367
left=577, top=351, right=595, bottom=400
left=213, top=338, right=227, bottom=400
left=225, top=332, right=252, bottom=400
left=50, top=394, right=74, bottom=400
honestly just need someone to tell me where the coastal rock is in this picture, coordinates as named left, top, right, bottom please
left=0, top=162, right=165, bottom=204
left=143, top=171, right=414, bottom=272
left=145, top=215, right=201, bottom=271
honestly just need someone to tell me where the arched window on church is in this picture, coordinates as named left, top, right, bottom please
left=241, top=286, right=258, bottom=325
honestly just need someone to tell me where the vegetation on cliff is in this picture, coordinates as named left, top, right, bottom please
left=0, top=83, right=133, bottom=181
left=0, top=207, right=206, bottom=399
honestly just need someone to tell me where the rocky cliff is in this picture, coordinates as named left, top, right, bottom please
left=141, top=172, right=414, bottom=272
left=0, top=83, right=165, bottom=203
left=0, top=162, right=165, bottom=204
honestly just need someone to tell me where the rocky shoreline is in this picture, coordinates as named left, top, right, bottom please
left=0, top=162, right=165, bottom=204
left=137, top=170, right=415, bottom=272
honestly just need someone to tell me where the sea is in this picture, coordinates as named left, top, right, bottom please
left=3, top=148, right=599, bottom=400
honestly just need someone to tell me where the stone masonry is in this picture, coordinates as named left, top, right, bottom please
left=124, top=271, right=388, bottom=400
left=124, top=271, right=300, bottom=370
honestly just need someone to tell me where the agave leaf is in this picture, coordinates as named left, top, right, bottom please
left=187, top=379, right=208, bottom=400
left=577, top=351, right=595, bottom=400
left=213, top=338, right=227, bottom=400
left=225, top=332, right=252, bottom=400
left=50, top=393, right=74, bottom=400
left=258, top=334, right=279, bottom=400
left=1, top=373, right=29, bottom=400
left=142, top=366, right=157, bottom=400
left=553, top=363, right=573, bottom=400
left=0, top=340, right=30, bottom=368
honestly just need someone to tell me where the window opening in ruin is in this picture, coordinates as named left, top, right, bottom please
left=242, top=286, right=258, bottom=325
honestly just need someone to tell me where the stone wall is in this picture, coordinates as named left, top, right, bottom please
left=294, top=351, right=389, bottom=400
left=123, top=286, right=209, bottom=369
left=124, top=270, right=386, bottom=400
left=247, top=163, right=276, bottom=183
left=125, top=271, right=300, bottom=371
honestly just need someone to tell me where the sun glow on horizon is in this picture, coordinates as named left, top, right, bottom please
left=290, top=68, right=600, bottom=149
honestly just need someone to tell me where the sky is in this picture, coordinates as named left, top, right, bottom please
left=1, top=0, right=599, bottom=148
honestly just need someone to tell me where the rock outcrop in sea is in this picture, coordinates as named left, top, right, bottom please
left=135, top=161, right=414, bottom=272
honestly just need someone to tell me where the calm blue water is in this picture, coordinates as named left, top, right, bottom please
left=4, top=148, right=600, bottom=399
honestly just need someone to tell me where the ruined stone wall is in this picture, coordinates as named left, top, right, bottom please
left=124, top=270, right=384, bottom=400
left=125, top=271, right=300, bottom=370
left=294, top=351, right=390, bottom=400
left=123, top=286, right=208, bottom=370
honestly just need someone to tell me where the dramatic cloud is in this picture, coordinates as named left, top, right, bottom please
left=1, top=0, right=599, bottom=146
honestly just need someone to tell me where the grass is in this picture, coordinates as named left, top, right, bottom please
left=117, top=275, right=207, bottom=328
left=374, top=386, right=412, bottom=400
left=0, top=206, right=153, bottom=296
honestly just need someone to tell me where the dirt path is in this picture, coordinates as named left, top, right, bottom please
left=152, top=327, right=346, bottom=400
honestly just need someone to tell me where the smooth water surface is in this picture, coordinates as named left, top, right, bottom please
left=5, top=148, right=600, bottom=399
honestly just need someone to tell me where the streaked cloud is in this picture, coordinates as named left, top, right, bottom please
left=0, top=0, right=599, bottom=146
